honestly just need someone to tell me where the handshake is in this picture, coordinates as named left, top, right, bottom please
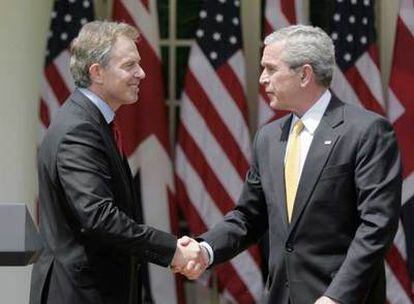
left=170, top=236, right=210, bottom=280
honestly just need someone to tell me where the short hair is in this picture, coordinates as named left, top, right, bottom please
left=70, top=21, right=139, bottom=88
left=264, top=25, right=335, bottom=87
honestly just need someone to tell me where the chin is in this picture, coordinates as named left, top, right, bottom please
left=269, top=99, right=289, bottom=111
left=128, top=99, right=138, bottom=104
left=269, top=100, right=281, bottom=110
left=127, top=94, right=139, bottom=104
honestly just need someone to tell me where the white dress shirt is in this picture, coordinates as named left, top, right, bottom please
left=286, top=89, right=331, bottom=178
left=79, top=88, right=115, bottom=124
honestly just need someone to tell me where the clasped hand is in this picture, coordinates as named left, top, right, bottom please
left=170, top=236, right=208, bottom=280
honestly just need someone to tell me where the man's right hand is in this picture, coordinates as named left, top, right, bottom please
left=170, top=236, right=208, bottom=280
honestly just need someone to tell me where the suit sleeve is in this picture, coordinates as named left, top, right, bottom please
left=325, top=117, right=402, bottom=303
left=56, top=122, right=177, bottom=267
left=199, top=129, right=268, bottom=264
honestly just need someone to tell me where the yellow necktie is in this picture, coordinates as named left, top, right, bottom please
left=285, top=119, right=304, bottom=222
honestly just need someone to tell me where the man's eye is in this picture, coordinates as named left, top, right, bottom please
left=124, top=62, right=135, bottom=69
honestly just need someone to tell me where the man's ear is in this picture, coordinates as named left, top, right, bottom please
left=300, top=64, right=313, bottom=87
left=89, top=63, right=103, bottom=84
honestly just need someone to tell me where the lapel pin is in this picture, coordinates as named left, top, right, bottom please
left=324, top=140, right=332, bottom=145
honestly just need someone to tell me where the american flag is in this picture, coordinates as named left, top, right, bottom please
left=112, top=0, right=183, bottom=303
left=387, top=0, right=414, bottom=302
left=328, top=0, right=412, bottom=303
left=329, top=0, right=385, bottom=113
left=39, top=0, right=94, bottom=139
left=175, top=0, right=263, bottom=303
left=258, top=0, right=307, bottom=127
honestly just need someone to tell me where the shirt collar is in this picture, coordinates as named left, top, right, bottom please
left=78, top=88, right=115, bottom=124
left=291, top=89, right=331, bottom=135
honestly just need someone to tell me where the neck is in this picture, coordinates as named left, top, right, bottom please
left=293, top=87, right=326, bottom=117
left=88, top=85, right=120, bottom=112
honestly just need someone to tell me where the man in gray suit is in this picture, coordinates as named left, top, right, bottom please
left=30, top=21, right=206, bottom=304
left=178, top=25, right=401, bottom=304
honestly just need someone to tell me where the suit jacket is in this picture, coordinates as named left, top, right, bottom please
left=200, top=96, right=401, bottom=304
left=30, top=89, right=177, bottom=304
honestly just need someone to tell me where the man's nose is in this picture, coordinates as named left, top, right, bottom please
left=259, top=70, right=268, bottom=85
left=135, top=66, right=146, bottom=79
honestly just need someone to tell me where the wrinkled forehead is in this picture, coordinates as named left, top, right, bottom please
left=261, top=41, right=286, bottom=65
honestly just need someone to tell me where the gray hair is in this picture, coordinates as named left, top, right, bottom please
left=70, top=21, right=139, bottom=88
left=264, top=25, right=335, bottom=87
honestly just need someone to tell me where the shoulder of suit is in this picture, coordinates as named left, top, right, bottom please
left=259, top=114, right=290, bottom=133
left=44, top=97, right=105, bottom=149
left=340, top=101, right=389, bottom=126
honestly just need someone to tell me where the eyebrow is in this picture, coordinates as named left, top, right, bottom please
left=261, top=61, right=276, bottom=67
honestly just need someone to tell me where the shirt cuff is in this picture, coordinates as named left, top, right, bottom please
left=199, top=241, right=214, bottom=266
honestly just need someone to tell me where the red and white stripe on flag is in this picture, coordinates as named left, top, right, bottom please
left=175, top=1, right=263, bottom=303
left=258, top=0, right=307, bottom=127
left=387, top=0, right=414, bottom=302
left=112, top=1, right=183, bottom=303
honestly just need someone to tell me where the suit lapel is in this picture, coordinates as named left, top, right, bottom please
left=70, top=89, right=127, bottom=174
left=102, top=124, right=128, bottom=176
left=289, top=97, right=344, bottom=230
left=103, top=128, right=137, bottom=215
left=70, top=89, right=134, bottom=211
left=270, top=116, right=292, bottom=232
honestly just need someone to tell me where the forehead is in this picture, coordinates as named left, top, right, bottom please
left=110, top=36, right=140, bottom=60
left=261, top=41, right=286, bottom=65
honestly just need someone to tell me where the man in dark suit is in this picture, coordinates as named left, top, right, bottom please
left=30, top=21, right=207, bottom=304
left=178, top=25, right=402, bottom=304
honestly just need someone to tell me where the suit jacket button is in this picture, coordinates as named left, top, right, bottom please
left=285, top=243, right=294, bottom=252
left=285, top=280, right=289, bottom=287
